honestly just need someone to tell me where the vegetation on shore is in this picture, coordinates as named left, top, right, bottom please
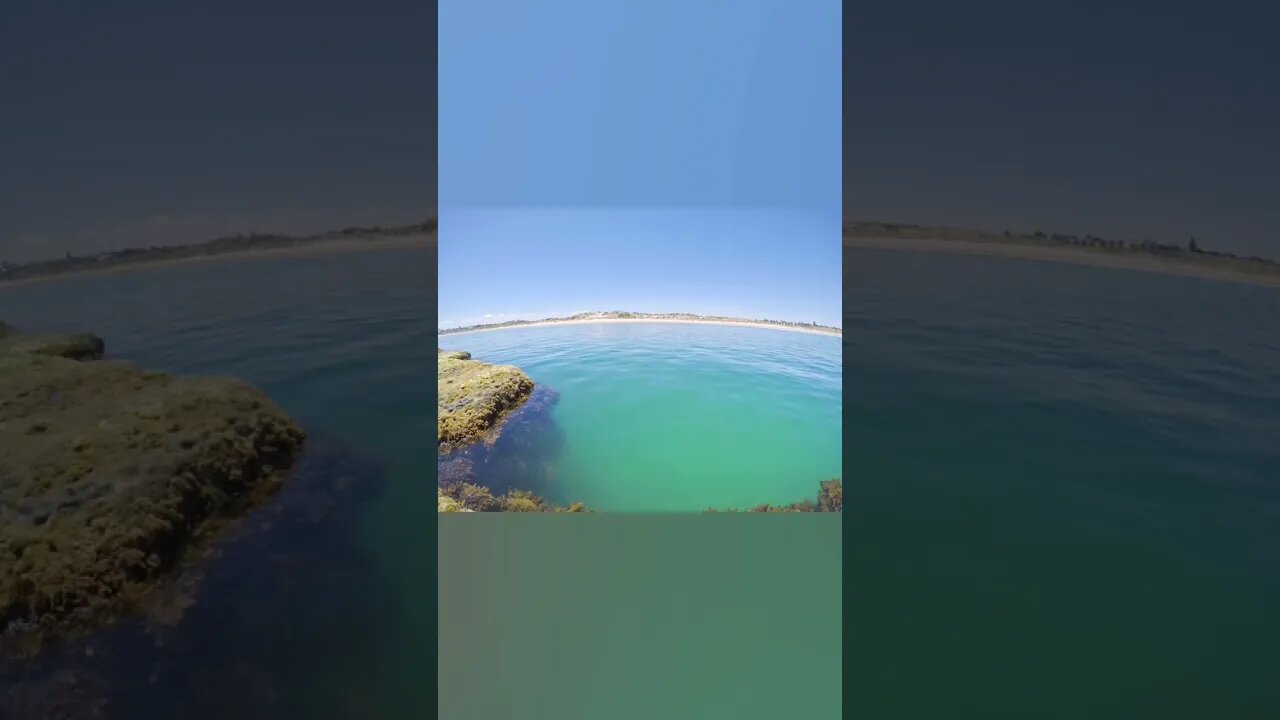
left=0, top=219, right=437, bottom=284
left=844, top=221, right=1280, bottom=279
left=440, top=310, right=841, bottom=335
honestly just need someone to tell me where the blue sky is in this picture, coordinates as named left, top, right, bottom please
left=438, top=0, right=840, bottom=328
left=439, top=208, right=841, bottom=329
left=846, top=0, right=1280, bottom=255
left=0, top=1, right=434, bottom=263
left=439, top=0, right=840, bottom=210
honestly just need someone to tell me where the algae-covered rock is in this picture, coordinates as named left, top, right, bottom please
left=0, top=329, right=305, bottom=651
left=436, top=480, right=587, bottom=513
left=437, top=352, right=533, bottom=452
left=707, top=479, right=844, bottom=513
left=0, top=331, right=104, bottom=361
left=437, top=490, right=471, bottom=512
left=816, top=479, right=842, bottom=512
left=437, top=349, right=471, bottom=360
left=436, top=458, right=588, bottom=513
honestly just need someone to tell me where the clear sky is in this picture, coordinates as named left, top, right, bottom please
left=845, top=0, right=1280, bottom=256
left=439, top=0, right=840, bottom=210
left=0, top=1, right=435, bottom=264
left=438, top=0, right=840, bottom=328
left=439, top=208, right=841, bottom=329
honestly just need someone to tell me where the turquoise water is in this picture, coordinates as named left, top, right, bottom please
left=439, top=323, right=842, bottom=512
left=847, top=248, right=1280, bottom=716
left=0, top=248, right=433, bottom=718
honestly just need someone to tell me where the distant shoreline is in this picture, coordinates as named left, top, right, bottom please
left=845, top=235, right=1280, bottom=289
left=440, top=317, right=843, bottom=338
left=0, top=234, right=432, bottom=289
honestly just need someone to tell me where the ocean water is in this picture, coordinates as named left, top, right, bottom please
left=0, top=247, right=433, bottom=718
left=439, top=323, right=843, bottom=512
left=847, top=248, right=1280, bottom=716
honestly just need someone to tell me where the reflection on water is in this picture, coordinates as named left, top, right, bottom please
left=0, top=439, right=397, bottom=719
left=439, top=385, right=567, bottom=500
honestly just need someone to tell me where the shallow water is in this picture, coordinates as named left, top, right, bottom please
left=0, top=248, right=433, bottom=718
left=847, top=248, right=1280, bottom=715
left=439, top=323, right=843, bottom=512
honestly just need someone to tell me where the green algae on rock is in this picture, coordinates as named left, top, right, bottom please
left=437, top=453, right=589, bottom=513
left=437, top=349, right=533, bottom=452
left=0, top=326, right=305, bottom=654
left=0, top=330, right=105, bottom=361
left=437, top=482, right=588, bottom=513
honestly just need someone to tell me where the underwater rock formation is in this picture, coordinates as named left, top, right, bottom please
left=0, top=324, right=305, bottom=654
left=437, top=457, right=586, bottom=513
left=437, top=350, right=534, bottom=452
left=0, top=439, right=395, bottom=716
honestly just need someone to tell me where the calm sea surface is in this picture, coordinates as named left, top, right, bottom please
left=847, top=248, right=1280, bottom=716
left=439, top=323, right=843, bottom=512
left=0, top=248, right=433, bottom=718
left=5, top=245, right=1280, bottom=716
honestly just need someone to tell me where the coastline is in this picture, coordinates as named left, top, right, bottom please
left=0, top=234, right=433, bottom=290
left=440, top=317, right=842, bottom=338
left=845, top=235, right=1280, bottom=289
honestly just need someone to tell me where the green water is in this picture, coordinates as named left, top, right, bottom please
left=0, top=249, right=434, bottom=718
left=440, top=323, right=842, bottom=512
left=848, top=249, right=1280, bottom=716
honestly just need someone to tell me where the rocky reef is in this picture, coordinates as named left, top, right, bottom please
left=435, top=349, right=842, bottom=514
left=0, top=329, right=105, bottom=361
left=438, top=457, right=587, bottom=513
left=437, top=349, right=533, bottom=452
left=1, top=438, right=394, bottom=717
left=0, top=323, right=305, bottom=656
left=437, top=352, right=587, bottom=512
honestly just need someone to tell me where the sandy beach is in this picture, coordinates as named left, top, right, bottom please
left=0, top=234, right=433, bottom=290
left=440, top=317, right=842, bottom=338
left=845, top=235, right=1280, bottom=289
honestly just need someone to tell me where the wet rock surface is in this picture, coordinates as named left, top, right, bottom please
left=437, top=350, right=534, bottom=452
left=0, top=325, right=306, bottom=654
left=0, top=331, right=105, bottom=361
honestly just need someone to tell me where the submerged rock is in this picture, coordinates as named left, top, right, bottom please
left=1, top=439, right=394, bottom=716
left=0, top=325, right=305, bottom=654
left=437, top=456, right=586, bottom=513
left=437, top=482, right=587, bottom=513
left=707, top=479, right=844, bottom=513
left=437, top=490, right=472, bottom=512
left=437, top=351, right=533, bottom=452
